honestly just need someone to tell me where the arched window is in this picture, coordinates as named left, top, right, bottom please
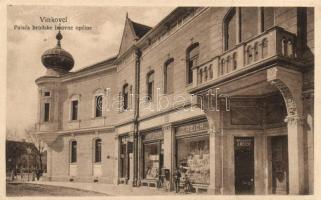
left=146, top=71, right=154, bottom=100
left=70, top=140, right=77, bottom=163
left=224, top=8, right=236, bottom=51
left=94, top=138, right=102, bottom=163
left=199, top=68, right=203, bottom=83
left=164, top=58, right=174, bottom=94
left=70, top=94, right=80, bottom=121
left=209, top=64, right=213, bottom=79
left=186, top=43, right=199, bottom=84
left=123, top=84, right=129, bottom=110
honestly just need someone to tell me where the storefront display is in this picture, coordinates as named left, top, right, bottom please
left=177, top=136, right=210, bottom=184
left=144, top=143, right=160, bottom=179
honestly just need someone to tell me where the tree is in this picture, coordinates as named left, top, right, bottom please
left=25, top=126, right=46, bottom=172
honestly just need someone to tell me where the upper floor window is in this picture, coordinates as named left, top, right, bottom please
left=95, top=95, right=103, bottom=117
left=224, top=7, right=275, bottom=51
left=94, top=138, right=102, bottom=163
left=241, top=7, right=259, bottom=42
left=70, top=140, right=77, bottom=163
left=224, top=8, right=236, bottom=51
left=71, top=100, right=78, bottom=120
left=44, top=91, right=51, bottom=97
left=164, top=58, right=174, bottom=94
left=262, top=7, right=275, bottom=31
left=123, top=84, right=129, bottom=110
left=186, top=43, right=199, bottom=84
left=146, top=71, right=154, bottom=101
left=44, top=103, right=50, bottom=122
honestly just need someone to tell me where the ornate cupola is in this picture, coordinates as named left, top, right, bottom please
left=41, top=30, right=74, bottom=76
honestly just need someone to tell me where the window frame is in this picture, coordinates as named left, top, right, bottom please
left=70, top=140, right=77, bottom=163
left=43, top=102, right=50, bottom=122
left=186, top=42, right=200, bottom=85
left=92, top=88, right=105, bottom=118
left=223, top=7, right=275, bottom=51
left=93, top=138, right=102, bottom=163
left=122, top=84, right=129, bottom=110
left=146, top=70, right=155, bottom=101
left=164, top=58, right=174, bottom=94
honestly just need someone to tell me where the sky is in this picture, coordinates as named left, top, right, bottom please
left=6, top=5, right=174, bottom=140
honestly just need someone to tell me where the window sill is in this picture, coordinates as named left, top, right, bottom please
left=69, top=163, right=78, bottom=165
left=68, top=120, right=80, bottom=123
left=91, top=116, right=106, bottom=120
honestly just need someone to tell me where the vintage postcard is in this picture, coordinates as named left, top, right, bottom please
left=2, top=0, right=319, bottom=199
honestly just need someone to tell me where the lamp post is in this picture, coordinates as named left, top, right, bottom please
left=27, top=147, right=31, bottom=182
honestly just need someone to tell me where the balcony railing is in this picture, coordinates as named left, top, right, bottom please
left=191, top=26, right=298, bottom=89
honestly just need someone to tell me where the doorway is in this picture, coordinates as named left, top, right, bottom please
left=234, top=137, right=255, bottom=194
left=271, top=136, right=289, bottom=194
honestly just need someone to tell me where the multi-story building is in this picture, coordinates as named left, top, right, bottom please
left=35, top=7, right=314, bottom=195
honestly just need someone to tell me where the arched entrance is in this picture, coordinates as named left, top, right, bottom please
left=194, top=66, right=305, bottom=195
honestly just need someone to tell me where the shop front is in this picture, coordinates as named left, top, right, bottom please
left=118, top=134, right=133, bottom=184
left=175, top=120, right=210, bottom=192
left=140, top=130, right=164, bottom=187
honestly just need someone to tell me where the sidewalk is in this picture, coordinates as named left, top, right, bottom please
left=29, top=181, right=190, bottom=196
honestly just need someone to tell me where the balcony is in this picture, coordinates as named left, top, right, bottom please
left=190, top=26, right=300, bottom=93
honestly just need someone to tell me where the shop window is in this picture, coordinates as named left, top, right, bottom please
left=176, top=136, right=210, bottom=184
left=120, top=143, right=127, bottom=178
left=71, top=100, right=78, bottom=120
left=186, top=43, right=199, bottom=84
left=262, top=7, right=275, bottom=31
left=224, top=8, right=236, bottom=50
left=94, top=138, right=102, bottom=163
left=95, top=95, right=103, bottom=117
left=70, top=140, right=77, bottom=163
left=146, top=71, right=154, bottom=101
left=44, top=103, right=50, bottom=122
left=144, top=142, right=163, bottom=179
left=164, top=58, right=174, bottom=94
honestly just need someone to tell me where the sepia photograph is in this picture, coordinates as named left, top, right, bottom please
left=4, top=2, right=315, bottom=197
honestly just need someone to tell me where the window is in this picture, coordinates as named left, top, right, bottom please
left=71, top=100, right=78, bottom=120
left=177, top=136, right=209, bottom=184
left=143, top=142, right=163, bottom=179
left=94, top=138, right=102, bottom=163
left=70, top=141, right=77, bottom=163
left=123, top=84, right=129, bottom=110
left=186, top=43, right=199, bottom=84
left=262, top=7, right=274, bottom=31
left=164, top=58, right=174, bottom=94
left=147, top=71, right=154, bottom=100
left=95, top=95, right=102, bottom=117
left=44, top=91, right=50, bottom=96
left=224, top=8, right=236, bottom=50
left=240, top=7, right=258, bottom=42
left=44, top=103, right=50, bottom=122
left=224, top=7, right=275, bottom=50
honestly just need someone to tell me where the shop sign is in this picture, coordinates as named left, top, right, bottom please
left=235, top=138, right=252, bottom=147
left=144, top=130, right=164, bottom=141
left=176, top=121, right=209, bottom=136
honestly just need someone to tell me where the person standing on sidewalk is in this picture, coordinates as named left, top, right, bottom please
left=174, top=167, right=181, bottom=193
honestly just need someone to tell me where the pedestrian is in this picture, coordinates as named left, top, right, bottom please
left=174, top=167, right=181, bottom=193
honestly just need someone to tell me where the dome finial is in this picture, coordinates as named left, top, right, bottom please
left=56, top=25, right=63, bottom=48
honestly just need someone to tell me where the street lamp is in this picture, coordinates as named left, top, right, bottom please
left=26, top=147, right=31, bottom=182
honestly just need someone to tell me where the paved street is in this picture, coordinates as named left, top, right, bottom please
left=21, top=181, right=197, bottom=196
left=6, top=182, right=108, bottom=196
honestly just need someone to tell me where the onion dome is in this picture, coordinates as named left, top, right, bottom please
left=41, top=30, right=74, bottom=73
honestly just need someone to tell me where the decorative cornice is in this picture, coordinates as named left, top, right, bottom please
left=284, top=115, right=305, bottom=125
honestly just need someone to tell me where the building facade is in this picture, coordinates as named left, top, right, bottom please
left=35, top=7, right=314, bottom=195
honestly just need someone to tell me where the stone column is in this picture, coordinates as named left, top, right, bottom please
left=286, top=115, right=305, bottom=194
left=163, top=123, right=175, bottom=190
left=267, top=67, right=305, bottom=194
left=137, top=132, right=143, bottom=186
left=206, top=109, right=222, bottom=194
left=113, top=135, right=120, bottom=185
